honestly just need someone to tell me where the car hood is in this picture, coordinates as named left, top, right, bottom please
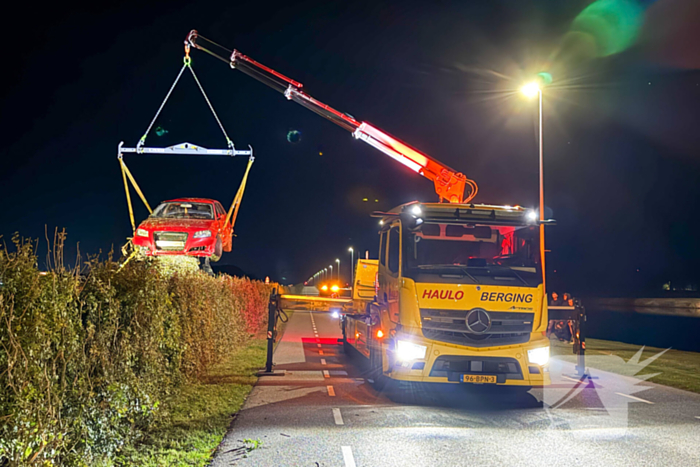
left=138, top=218, right=215, bottom=231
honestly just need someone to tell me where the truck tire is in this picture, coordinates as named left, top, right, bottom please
left=368, top=344, right=388, bottom=391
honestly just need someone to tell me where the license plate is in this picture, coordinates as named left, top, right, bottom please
left=461, top=374, right=497, bottom=384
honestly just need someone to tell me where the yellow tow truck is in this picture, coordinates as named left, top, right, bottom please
left=343, top=203, right=550, bottom=389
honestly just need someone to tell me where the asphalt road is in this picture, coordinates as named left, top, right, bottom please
left=212, top=310, right=700, bottom=466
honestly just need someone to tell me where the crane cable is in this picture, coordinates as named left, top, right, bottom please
left=137, top=44, right=233, bottom=152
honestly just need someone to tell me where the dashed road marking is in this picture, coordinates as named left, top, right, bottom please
left=319, top=350, right=324, bottom=355
left=323, top=370, right=330, bottom=378
left=321, top=358, right=327, bottom=365
left=327, top=385, right=336, bottom=396
left=317, top=344, right=322, bottom=348
left=615, top=392, right=654, bottom=404
left=562, top=375, right=585, bottom=383
left=342, top=446, right=356, bottom=467
left=333, top=408, right=344, bottom=425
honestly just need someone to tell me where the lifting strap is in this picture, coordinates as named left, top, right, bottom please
left=226, top=155, right=255, bottom=228
left=119, top=157, right=153, bottom=232
left=137, top=46, right=234, bottom=152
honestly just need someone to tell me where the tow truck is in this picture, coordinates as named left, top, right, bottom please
left=186, top=31, right=551, bottom=388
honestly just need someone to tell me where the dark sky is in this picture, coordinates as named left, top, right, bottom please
left=2, top=0, right=699, bottom=294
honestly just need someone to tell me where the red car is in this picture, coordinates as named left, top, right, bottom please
left=132, top=198, right=233, bottom=261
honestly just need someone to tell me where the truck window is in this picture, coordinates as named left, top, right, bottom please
left=388, top=227, right=400, bottom=274
left=379, top=231, right=387, bottom=266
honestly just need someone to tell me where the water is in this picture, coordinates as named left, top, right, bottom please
left=585, top=308, right=700, bottom=352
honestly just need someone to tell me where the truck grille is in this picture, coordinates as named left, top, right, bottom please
left=154, top=232, right=188, bottom=251
left=429, top=355, right=523, bottom=382
left=420, top=309, right=533, bottom=347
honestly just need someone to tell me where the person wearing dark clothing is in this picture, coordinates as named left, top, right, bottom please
left=546, top=292, right=562, bottom=338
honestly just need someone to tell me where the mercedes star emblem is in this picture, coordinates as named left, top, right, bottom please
left=465, top=308, right=491, bottom=334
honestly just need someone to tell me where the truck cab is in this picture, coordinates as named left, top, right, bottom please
left=343, top=202, right=551, bottom=388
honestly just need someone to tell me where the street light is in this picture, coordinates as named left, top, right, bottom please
left=335, top=259, right=340, bottom=282
left=348, top=247, right=354, bottom=287
left=324, top=267, right=328, bottom=281
left=329, top=265, right=333, bottom=282
left=521, top=79, right=546, bottom=292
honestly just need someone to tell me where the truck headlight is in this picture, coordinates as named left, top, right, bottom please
left=396, top=340, right=427, bottom=362
left=527, top=346, right=550, bottom=366
left=193, top=230, right=212, bottom=238
left=136, top=228, right=149, bottom=237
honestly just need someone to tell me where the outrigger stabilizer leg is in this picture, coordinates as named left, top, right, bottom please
left=257, top=288, right=286, bottom=376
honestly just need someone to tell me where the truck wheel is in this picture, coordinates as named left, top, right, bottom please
left=211, top=237, right=223, bottom=262
left=368, top=345, right=387, bottom=391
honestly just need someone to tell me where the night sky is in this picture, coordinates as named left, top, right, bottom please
left=2, top=0, right=699, bottom=295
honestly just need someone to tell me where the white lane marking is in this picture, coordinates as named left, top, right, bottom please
left=327, top=385, right=336, bottom=396
left=333, top=408, right=344, bottom=425
left=321, top=358, right=327, bottom=365
left=342, top=446, right=356, bottom=467
left=317, top=344, right=322, bottom=348
left=562, top=375, right=585, bottom=383
left=319, top=350, right=324, bottom=355
left=615, top=392, right=654, bottom=404
left=323, top=370, right=330, bottom=378
left=695, top=416, right=700, bottom=420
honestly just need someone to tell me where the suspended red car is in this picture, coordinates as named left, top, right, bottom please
left=132, top=198, right=233, bottom=261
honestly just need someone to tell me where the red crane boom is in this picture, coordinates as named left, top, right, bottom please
left=185, top=30, right=477, bottom=203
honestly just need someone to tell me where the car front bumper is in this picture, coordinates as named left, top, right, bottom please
left=133, top=232, right=217, bottom=257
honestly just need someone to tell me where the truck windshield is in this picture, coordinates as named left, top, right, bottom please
left=151, top=202, right=214, bottom=220
left=403, top=223, right=541, bottom=286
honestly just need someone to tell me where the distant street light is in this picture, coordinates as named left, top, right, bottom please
left=521, top=78, right=547, bottom=292
left=348, top=247, right=354, bottom=287
left=324, top=267, right=328, bottom=281
left=335, top=259, right=340, bottom=282
left=329, top=265, right=333, bottom=282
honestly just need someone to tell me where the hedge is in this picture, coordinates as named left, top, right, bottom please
left=0, top=235, right=272, bottom=465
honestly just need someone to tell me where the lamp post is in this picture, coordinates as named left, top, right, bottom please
left=521, top=80, right=546, bottom=293
left=348, top=247, right=354, bottom=287
left=335, top=259, right=340, bottom=282
left=324, top=267, right=328, bottom=281
left=329, top=265, right=333, bottom=282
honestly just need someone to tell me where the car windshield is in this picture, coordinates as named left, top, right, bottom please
left=151, top=202, right=214, bottom=220
left=404, top=223, right=541, bottom=286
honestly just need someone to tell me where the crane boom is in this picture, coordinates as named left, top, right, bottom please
left=185, top=30, right=477, bottom=203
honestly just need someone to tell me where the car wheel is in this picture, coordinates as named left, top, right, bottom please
left=211, top=237, right=223, bottom=262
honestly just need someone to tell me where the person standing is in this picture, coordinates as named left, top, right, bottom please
left=546, top=292, right=562, bottom=338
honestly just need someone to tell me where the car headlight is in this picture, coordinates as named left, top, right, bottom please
left=331, top=285, right=339, bottom=292
left=321, top=285, right=328, bottom=291
left=527, top=346, right=550, bottom=366
left=136, top=228, right=149, bottom=237
left=396, top=340, right=427, bottom=362
left=193, top=230, right=212, bottom=238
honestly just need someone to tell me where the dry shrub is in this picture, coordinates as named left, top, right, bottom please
left=0, top=235, right=272, bottom=465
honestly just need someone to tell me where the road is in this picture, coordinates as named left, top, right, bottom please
left=212, top=310, right=700, bottom=466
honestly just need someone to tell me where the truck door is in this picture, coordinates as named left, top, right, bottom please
left=384, top=223, right=401, bottom=324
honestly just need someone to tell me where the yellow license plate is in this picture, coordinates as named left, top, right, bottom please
left=461, top=374, right=497, bottom=384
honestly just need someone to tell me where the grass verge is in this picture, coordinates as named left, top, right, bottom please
left=551, top=337, right=700, bottom=394
left=117, top=339, right=267, bottom=466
